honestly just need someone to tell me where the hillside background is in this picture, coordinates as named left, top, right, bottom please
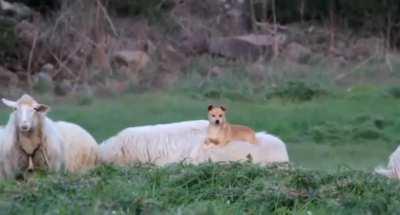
left=2, top=1, right=400, bottom=214
left=0, top=0, right=400, bottom=98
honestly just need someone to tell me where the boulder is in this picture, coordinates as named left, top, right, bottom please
left=236, top=34, right=286, bottom=47
left=111, top=50, right=150, bottom=73
left=207, top=34, right=285, bottom=61
left=160, top=44, right=187, bottom=71
left=0, top=66, right=19, bottom=97
left=14, top=20, right=39, bottom=47
left=350, top=37, right=384, bottom=61
left=284, top=42, right=311, bottom=64
left=208, top=37, right=262, bottom=61
left=0, top=0, right=32, bottom=20
left=40, top=63, right=54, bottom=74
left=54, top=79, right=74, bottom=96
left=0, top=66, right=18, bottom=87
left=111, top=50, right=151, bottom=85
left=246, top=61, right=266, bottom=87
left=92, top=38, right=111, bottom=73
left=180, top=31, right=209, bottom=55
left=32, top=70, right=53, bottom=93
left=147, top=43, right=189, bottom=88
left=207, top=66, right=224, bottom=78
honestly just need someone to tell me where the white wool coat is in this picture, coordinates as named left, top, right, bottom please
left=0, top=114, right=65, bottom=179
left=0, top=114, right=99, bottom=179
left=99, top=120, right=289, bottom=166
left=56, top=121, right=99, bottom=172
left=375, top=145, right=400, bottom=179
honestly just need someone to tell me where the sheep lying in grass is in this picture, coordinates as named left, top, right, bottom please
left=55, top=121, right=99, bottom=172
left=0, top=94, right=98, bottom=179
left=99, top=120, right=289, bottom=166
left=375, top=145, right=400, bottom=179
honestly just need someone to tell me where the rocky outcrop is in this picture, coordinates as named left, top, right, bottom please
left=284, top=42, right=311, bottom=63
left=208, top=34, right=285, bottom=61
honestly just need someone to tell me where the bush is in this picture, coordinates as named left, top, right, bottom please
left=75, top=85, right=94, bottom=106
left=107, top=0, right=175, bottom=22
left=12, top=0, right=61, bottom=14
left=266, top=81, right=327, bottom=101
left=308, top=114, right=391, bottom=145
left=33, top=74, right=54, bottom=94
left=1, top=163, right=400, bottom=214
left=177, top=57, right=263, bottom=101
left=385, top=86, right=400, bottom=99
left=0, top=20, right=18, bottom=65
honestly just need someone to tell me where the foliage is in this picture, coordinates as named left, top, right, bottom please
left=106, top=0, right=175, bottom=23
left=385, top=86, right=400, bottom=99
left=0, top=20, right=18, bottom=65
left=308, top=114, right=392, bottom=145
left=11, top=0, right=60, bottom=14
left=252, top=0, right=400, bottom=47
left=178, top=58, right=262, bottom=101
left=0, top=87, right=396, bottom=171
left=0, top=88, right=397, bottom=213
left=0, top=163, right=399, bottom=214
left=266, top=81, right=327, bottom=101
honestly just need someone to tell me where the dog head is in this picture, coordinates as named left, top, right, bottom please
left=207, top=105, right=226, bottom=126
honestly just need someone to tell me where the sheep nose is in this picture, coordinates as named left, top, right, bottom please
left=20, top=125, right=29, bottom=131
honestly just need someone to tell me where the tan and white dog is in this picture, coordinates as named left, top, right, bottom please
left=205, top=105, right=257, bottom=148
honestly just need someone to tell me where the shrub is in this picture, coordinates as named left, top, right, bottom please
left=2, top=163, right=400, bottom=214
left=33, top=74, right=54, bottom=94
left=266, top=81, right=327, bottom=101
left=107, top=0, right=175, bottom=22
left=385, top=86, right=400, bottom=99
left=308, top=114, right=391, bottom=145
left=0, top=20, right=18, bottom=65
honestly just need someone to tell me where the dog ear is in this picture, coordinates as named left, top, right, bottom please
left=220, top=106, right=227, bottom=112
left=208, top=105, right=213, bottom=111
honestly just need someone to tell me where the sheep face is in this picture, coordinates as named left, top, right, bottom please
left=2, top=94, right=49, bottom=133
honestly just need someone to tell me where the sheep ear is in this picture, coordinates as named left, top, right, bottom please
left=208, top=105, right=213, bottom=111
left=2, top=98, right=17, bottom=109
left=220, top=106, right=227, bottom=112
left=34, top=104, right=50, bottom=113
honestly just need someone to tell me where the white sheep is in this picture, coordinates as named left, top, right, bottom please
left=0, top=94, right=98, bottom=179
left=375, top=145, right=400, bottom=179
left=99, top=120, right=289, bottom=166
left=55, top=121, right=99, bottom=172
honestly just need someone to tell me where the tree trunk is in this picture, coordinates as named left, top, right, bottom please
left=299, top=0, right=305, bottom=23
left=272, top=0, right=279, bottom=58
left=385, top=0, right=393, bottom=50
left=249, top=0, right=256, bottom=32
left=328, top=0, right=336, bottom=56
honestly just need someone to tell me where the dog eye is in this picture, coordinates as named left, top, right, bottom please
left=212, top=115, right=215, bottom=117
left=219, top=114, right=222, bottom=117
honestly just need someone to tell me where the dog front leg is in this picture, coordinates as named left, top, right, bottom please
left=204, top=138, right=218, bottom=149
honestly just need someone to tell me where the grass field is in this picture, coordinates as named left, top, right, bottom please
left=0, top=85, right=400, bottom=214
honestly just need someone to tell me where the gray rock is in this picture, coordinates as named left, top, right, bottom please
left=32, top=71, right=53, bottom=94
left=284, top=42, right=311, bottom=64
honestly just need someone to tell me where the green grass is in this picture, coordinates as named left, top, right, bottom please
left=0, top=86, right=399, bottom=213
left=1, top=88, right=395, bottom=171
left=1, top=163, right=400, bottom=214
